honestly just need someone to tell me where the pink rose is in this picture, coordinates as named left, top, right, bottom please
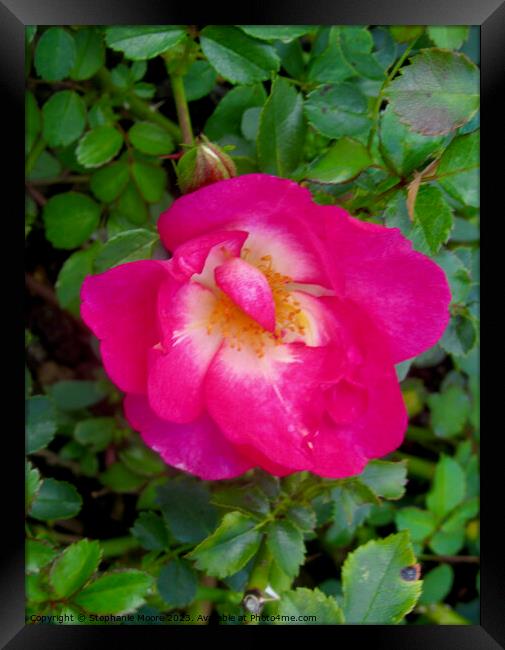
left=81, top=174, right=450, bottom=480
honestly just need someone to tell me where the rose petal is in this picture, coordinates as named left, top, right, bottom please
left=171, top=230, right=249, bottom=281
left=215, top=257, right=276, bottom=332
left=124, top=394, right=252, bottom=480
left=149, top=280, right=222, bottom=423
left=80, top=261, right=174, bottom=393
left=158, top=174, right=337, bottom=288
left=317, top=206, right=451, bottom=362
left=204, top=340, right=329, bottom=470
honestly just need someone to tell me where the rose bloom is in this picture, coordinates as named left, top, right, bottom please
left=81, top=174, right=450, bottom=480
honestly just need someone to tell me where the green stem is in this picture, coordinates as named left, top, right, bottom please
left=25, top=136, right=46, bottom=176
left=393, top=452, right=435, bottom=480
left=95, top=68, right=181, bottom=142
left=245, top=539, right=272, bottom=593
left=170, top=74, right=193, bottom=146
left=367, top=38, right=419, bottom=151
left=100, top=536, right=141, bottom=558
left=419, top=603, right=470, bottom=625
left=29, top=174, right=89, bottom=186
left=195, top=586, right=242, bottom=605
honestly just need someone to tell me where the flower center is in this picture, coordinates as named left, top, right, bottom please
left=206, top=253, right=307, bottom=357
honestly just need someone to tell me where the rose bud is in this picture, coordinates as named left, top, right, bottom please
left=176, top=135, right=236, bottom=194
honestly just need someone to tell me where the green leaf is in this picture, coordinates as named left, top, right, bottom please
left=25, top=91, right=41, bottom=154
left=70, top=28, right=105, bottom=80
left=27, top=574, right=52, bottom=606
left=116, top=182, right=149, bottom=225
left=26, top=395, right=56, bottom=454
left=94, top=229, right=158, bottom=273
left=276, top=588, right=344, bottom=624
left=200, top=25, right=280, bottom=84
left=257, top=76, right=305, bottom=177
left=26, top=25, right=37, bottom=44
left=359, top=460, right=408, bottom=500
left=451, top=217, right=479, bottom=243
left=342, top=531, right=422, bottom=623
left=30, top=479, right=82, bottom=521
left=286, top=505, right=317, bottom=532
left=306, top=137, right=371, bottom=184
left=76, top=126, right=123, bottom=168
left=56, top=243, right=101, bottom=315
left=88, top=98, right=116, bottom=128
left=383, top=191, right=429, bottom=256
left=437, top=131, right=479, bottom=207
left=413, top=184, right=453, bottom=255
left=43, top=192, right=101, bottom=250
left=74, top=417, right=115, bottom=451
left=131, top=60, right=147, bottom=81
left=427, top=26, right=469, bottom=50
left=26, top=539, right=58, bottom=574
left=119, top=444, right=166, bottom=477
left=189, top=512, right=262, bottom=579
left=308, top=26, right=384, bottom=84
left=34, top=27, right=76, bottom=81
left=131, top=160, right=166, bottom=203
left=49, top=539, right=102, bottom=598
left=395, top=507, right=437, bottom=543
left=136, top=477, right=168, bottom=511
left=183, top=60, right=218, bottom=101
left=241, top=106, right=262, bottom=141
left=389, top=26, right=424, bottom=43
left=211, top=486, right=270, bottom=517
left=205, top=84, right=266, bottom=140
left=429, top=528, right=465, bottom=556
left=157, top=480, right=218, bottom=544
left=426, top=456, right=466, bottom=519
left=100, top=462, right=146, bottom=493
left=27, top=150, right=62, bottom=181
left=276, top=40, right=305, bottom=79
left=42, top=90, right=86, bottom=147
left=266, top=520, right=305, bottom=579
left=105, top=26, right=186, bottom=60
left=128, top=121, right=174, bottom=155
left=90, top=160, right=130, bottom=202
left=304, top=82, right=371, bottom=139
left=74, top=570, right=153, bottom=614
left=428, top=385, right=470, bottom=438
left=157, top=559, right=198, bottom=608
left=429, top=497, right=479, bottom=554
left=26, top=461, right=41, bottom=512
left=433, top=249, right=472, bottom=304
left=48, top=379, right=107, bottom=410
left=419, top=564, right=454, bottom=605
left=379, top=105, right=446, bottom=176
left=238, top=26, right=314, bottom=42
left=131, top=512, right=169, bottom=551
left=110, top=62, right=134, bottom=90
left=387, top=49, right=479, bottom=136
left=440, top=312, right=478, bottom=357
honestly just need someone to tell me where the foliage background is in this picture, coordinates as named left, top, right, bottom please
left=25, top=25, right=480, bottom=625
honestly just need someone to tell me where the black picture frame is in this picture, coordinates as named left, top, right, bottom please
left=10, top=1, right=503, bottom=647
